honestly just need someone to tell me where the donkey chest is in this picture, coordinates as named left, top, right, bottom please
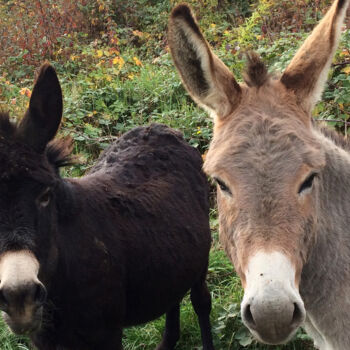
left=301, top=279, right=350, bottom=350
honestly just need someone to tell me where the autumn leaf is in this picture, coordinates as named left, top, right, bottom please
left=110, top=37, right=118, bottom=45
left=109, top=48, right=119, bottom=55
left=339, top=49, right=350, bottom=57
left=19, top=87, right=31, bottom=97
left=342, top=66, right=350, bottom=75
left=132, top=30, right=144, bottom=37
left=133, top=56, right=142, bottom=66
left=112, top=56, right=124, bottom=68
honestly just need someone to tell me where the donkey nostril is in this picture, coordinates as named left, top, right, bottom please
left=1, top=287, right=12, bottom=306
left=34, top=283, right=47, bottom=305
left=243, top=304, right=256, bottom=328
left=291, top=302, right=304, bottom=326
left=0, top=289, right=9, bottom=310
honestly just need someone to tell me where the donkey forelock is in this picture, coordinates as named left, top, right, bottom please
left=204, top=83, right=326, bottom=175
left=0, top=111, right=73, bottom=180
left=243, top=52, right=270, bottom=88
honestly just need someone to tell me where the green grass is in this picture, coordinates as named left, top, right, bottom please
left=0, top=318, right=31, bottom=350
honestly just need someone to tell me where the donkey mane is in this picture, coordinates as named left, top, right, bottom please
left=0, top=112, right=16, bottom=138
left=318, top=124, right=350, bottom=151
left=46, top=138, right=75, bottom=169
left=0, top=111, right=74, bottom=170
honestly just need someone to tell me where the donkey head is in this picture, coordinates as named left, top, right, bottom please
left=169, top=0, right=349, bottom=344
left=0, top=64, right=68, bottom=334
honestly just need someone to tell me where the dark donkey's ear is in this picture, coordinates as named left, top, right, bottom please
left=281, top=0, right=349, bottom=114
left=168, top=4, right=241, bottom=120
left=17, top=64, right=63, bottom=152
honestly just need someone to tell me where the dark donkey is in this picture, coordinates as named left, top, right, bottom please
left=169, top=0, right=350, bottom=349
left=0, top=64, right=215, bottom=350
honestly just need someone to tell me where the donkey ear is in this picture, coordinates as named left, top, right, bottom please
left=17, top=64, right=63, bottom=152
left=281, top=0, right=349, bottom=113
left=168, top=4, right=241, bottom=119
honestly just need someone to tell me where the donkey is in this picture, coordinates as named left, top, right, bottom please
left=0, top=64, right=215, bottom=350
left=168, top=0, right=350, bottom=349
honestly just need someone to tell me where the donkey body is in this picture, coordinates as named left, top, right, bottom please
left=169, top=1, right=350, bottom=349
left=0, top=65, right=215, bottom=350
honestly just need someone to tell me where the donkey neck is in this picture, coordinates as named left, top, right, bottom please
left=55, top=174, right=114, bottom=231
left=300, top=128, right=350, bottom=346
left=302, top=128, right=350, bottom=288
left=51, top=174, right=125, bottom=282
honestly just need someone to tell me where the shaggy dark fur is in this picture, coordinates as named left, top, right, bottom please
left=0, top=65, right=214, bottom=350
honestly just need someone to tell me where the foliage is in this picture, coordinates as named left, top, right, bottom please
left=0, top=0, right=349, bottom=349
left=316, top=29, right=350, bottom=130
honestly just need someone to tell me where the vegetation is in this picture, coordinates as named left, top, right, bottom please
left=0, top=0, right=349, bottom=349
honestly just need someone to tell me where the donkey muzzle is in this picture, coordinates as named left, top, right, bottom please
left=241, top=284, right=305, bottom=344
left=241, top=251, right=306, bottom=344
left=0, top=250, right=46, bottom=334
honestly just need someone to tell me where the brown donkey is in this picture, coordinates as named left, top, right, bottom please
left=169, top=0, right=350, bottom=348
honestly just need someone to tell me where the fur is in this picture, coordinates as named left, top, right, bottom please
left=0, top=66, right=215, bottom=350
left=243, top=52, right=270, bottom=88
left=168, top=0, right=350, bottom=348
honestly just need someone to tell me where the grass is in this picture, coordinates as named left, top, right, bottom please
left=0, top=320, right=31, bottom=350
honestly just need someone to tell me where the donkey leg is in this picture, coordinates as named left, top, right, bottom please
left=190, top=276, right=215, bottom=350
left=85, top=327, right=123, bottom=350
left=156, top=303, right=180, bottom=350
left=98, top=327, right=123, bottom=350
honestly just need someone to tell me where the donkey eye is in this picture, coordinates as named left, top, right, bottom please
left=37, top=188, right=52, bottom=207
left=213, top=177, right=231, bottom=195
left=298, top=173, right=317, bottom=194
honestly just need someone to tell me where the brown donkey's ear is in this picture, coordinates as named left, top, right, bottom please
left=281, top=0, right=349, bottom=114
left=168, top=4, right=241, bottom=119
left=17, top=64, right=63, bottom=152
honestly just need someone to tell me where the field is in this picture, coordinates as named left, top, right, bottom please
left=0, top=0, right=349, bottom=349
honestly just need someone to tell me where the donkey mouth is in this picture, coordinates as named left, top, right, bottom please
left=249, top=325, right=299, bottom=345
left=2, top=307, right=43, bottom=335
left=242, top=300, right=304, bottom=345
